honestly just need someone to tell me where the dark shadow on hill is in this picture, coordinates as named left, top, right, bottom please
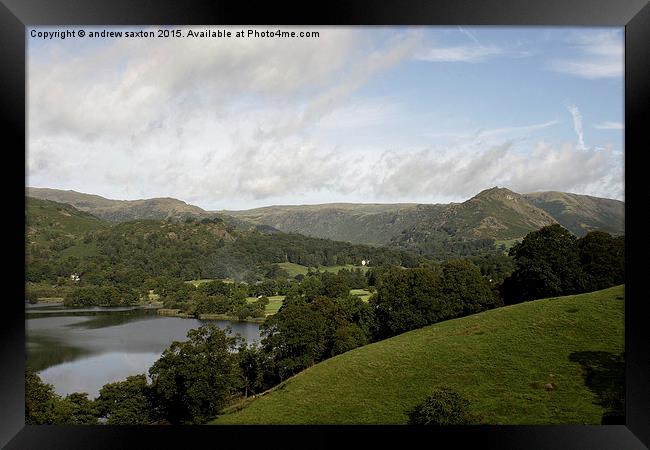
left=569, top=351, right=625, bottom=424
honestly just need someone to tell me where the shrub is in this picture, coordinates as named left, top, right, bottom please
left=407, top=387, right=473, bottom=425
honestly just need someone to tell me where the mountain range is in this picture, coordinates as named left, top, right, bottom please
left=26, top=186, right=624, bottom=249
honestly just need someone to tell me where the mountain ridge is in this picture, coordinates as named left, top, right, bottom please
left=26, top=186, right=624, bottom=247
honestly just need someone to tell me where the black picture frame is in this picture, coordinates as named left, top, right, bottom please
left=1, top=0, right=648, bottom=448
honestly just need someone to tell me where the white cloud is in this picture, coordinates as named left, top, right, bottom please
left=367, top=141, right=623, bottom=202
left=594, top=121, right=624, bottom=130
left=27, top=27, right=624, bottom=209
left=479, top=120, right=560, bottom=138
left=28, top=26, right=360, bottom=141
left=415, top=44, right=502, bottom=63
left=548, top=30, right=623, bottom=79
left=566, top=104, right=586, bottom=150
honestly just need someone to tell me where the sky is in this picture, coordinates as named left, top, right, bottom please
left=27, top=26, right=624, bottom=210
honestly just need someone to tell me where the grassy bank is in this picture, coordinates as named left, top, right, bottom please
left=213, top=286, right=624, bottom=425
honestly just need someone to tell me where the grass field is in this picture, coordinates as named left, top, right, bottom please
left=213, top=286, right=624, bottom=425
left=186, top=279, right=235, bottom=287
left=278, top=262, right=369, bottom=277
left=349, top=289, right=373, bottom=302
left=246, top=295, right=285, bottom=315
left=277, top=262, right=310, bottom=277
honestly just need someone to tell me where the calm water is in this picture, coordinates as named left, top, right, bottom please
left=26, top=304, right=262, bottom=399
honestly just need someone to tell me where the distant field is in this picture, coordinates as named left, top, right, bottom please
left=246, top=295, right=285, bottom=315
left=214, top=286, right=624, bottom=425
left=186, top=279, right=235, bottom=287
left=277, top=262, right=309, bottom=276
left=317, top=264, right=370, bottom=274
left=278, top=262, right=370, bottom=276
left=349, top=289, right=373, bottom=302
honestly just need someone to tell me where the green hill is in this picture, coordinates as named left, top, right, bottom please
left=26, top=202, right=419, bottom=284
left=213, top=286, right=624, bottom=425
left=523, top=191, right=624, bottom=237
left=223, top=203, right=444, bottom=246
left=28, top=187, right=625, bottom=251
left=26, top=197, right=109, bottom=249
left=223, top=187, right=624, bottom=257
left=27, top=187, right=213, bottom=222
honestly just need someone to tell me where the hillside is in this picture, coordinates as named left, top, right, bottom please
left=523, top=191, right=624, bottom=237
left=25, top=197, right=110, bottom=248
left=28, top=187, right=625, bottom=248
left=223, top=187, right=624, bottom=249
left=388, top=187, right=559, bottom=257
left=214, top=286, right=624, bottom=425
left=223, top=203, right=445, bottom=246
left=25, top=200, right=421, bottom=284
left=27, top=187, right=212, bottom=222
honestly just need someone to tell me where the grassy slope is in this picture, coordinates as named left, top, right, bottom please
left=246, top=295, right=285, bottom=315
left=278, top=262, right=369, bottom=277
left=26, top=197, right=108, bottom=242
left=214, top=286, right=624, bottom=425
left=523, top=191, right=624, bottom=237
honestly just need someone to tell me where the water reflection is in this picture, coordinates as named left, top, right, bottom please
left=26, top=305, right=262, bottom=399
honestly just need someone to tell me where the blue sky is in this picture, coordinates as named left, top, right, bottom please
left=27, top=26, right=624, bottom=210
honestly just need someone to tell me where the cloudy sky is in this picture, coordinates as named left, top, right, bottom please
left=27, top=26, right=624, bottom=210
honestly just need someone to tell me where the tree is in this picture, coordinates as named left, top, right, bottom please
left=237, top=344, right=266, bottom=397
left=439, top=259, right=502, bottom=315
left=407, top=387, right=473, bottom=425
left=320, top=272, right=350, bottom=299
left=370, top=267, right=443, bottom=339
left=260, top=301, right=329, bottom=381
left=148, top=325, right=243, bottom=424
left=26, top=368, right=98, bottom=424
left=95, top=374, right=153, bottom=425
left=500, top=225, right=586, bottom=304
left=55, top=393, right=98, bottom=424
left=577, top=231, right=624, bottom=291
left=199, top=279, right=232, bottom=297
left=331, top=324, right=368, bottom=356
left=25, top=367, right=59, bottom=424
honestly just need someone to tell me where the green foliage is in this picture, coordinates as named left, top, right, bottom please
left=372, top=261, right=501, bottom=339
left=467, top=253, right=515, bottom=285
left=577, top=232, right=624, bottom=292
left=371, top=267, right=443, bottom=338
left=95, top=374, right=153, bottom=425
left=407, top=387, right=473, bottom=425
left=260, top=282, right=374, bottom=383
left=439, top=259, right=502, bottom=315
left=54, top=393, right=98, bottom=425
left=392, top=228, right=499, bottom=260
left=332, top=324, right=368, bottom=356
left=500, top=224, right=586, bottom=304
left=64, top=284, right=139, bottom=307
left=148, top=325, right=243, bottom=424
left=26, top=367, right=98, bottom=425
left=238, top=344, right=267, bottom=397
left=260, top=301, right=330, bottom=381
left=25, top=367, right=60, bottom=424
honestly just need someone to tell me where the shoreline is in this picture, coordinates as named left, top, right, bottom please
left=157, top=308, right=268, bottom=324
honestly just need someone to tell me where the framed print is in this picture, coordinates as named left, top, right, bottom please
left=1, top=0, right=648, bottom=448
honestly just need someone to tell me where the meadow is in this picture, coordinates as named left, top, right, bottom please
left=214, top=286, right=624, bottom=425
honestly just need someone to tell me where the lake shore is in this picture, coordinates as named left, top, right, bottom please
left=157, top=308, right=267, bottom=324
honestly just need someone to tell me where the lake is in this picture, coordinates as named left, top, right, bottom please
left=26, top=303, right=262, bottom=399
